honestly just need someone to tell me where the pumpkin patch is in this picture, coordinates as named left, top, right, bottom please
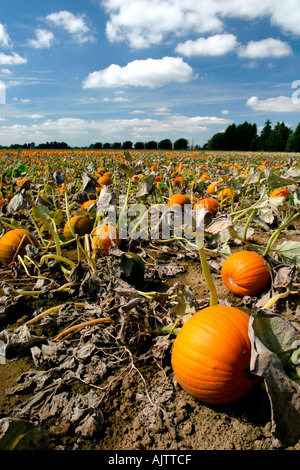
left=0, top=148, right=299, bottom=451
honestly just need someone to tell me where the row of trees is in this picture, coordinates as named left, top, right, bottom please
left=9, top=141, right=70, bottom=150
left=205, top=120, right=300, bottom=152
left=89, top=138, right=189, bottom=151
left=3, top=138, right=188, bottom=151
left=2, top=121, right=300, bottom=152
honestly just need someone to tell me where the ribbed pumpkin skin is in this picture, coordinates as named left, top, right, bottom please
left=0, top=229, right=37, bottom=266
left=64, top=215, right=93, bottom=240
left=221, top=251, right=270, bottom=297
left=92, top=224, right=121, bottom=255
left=171, top=305, right=259, bottom=405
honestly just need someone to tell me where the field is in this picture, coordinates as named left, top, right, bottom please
left=0, top=148, right=300, bottom=451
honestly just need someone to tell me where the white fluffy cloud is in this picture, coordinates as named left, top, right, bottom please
left=0, top=24, right=10, bottom=47
left=103, top=0, right=224, bottom=48
left=175, top=34, right=239, bottom=57
left=246, top=95, right=300, bottom=112
left=82, top=57, right=194, bottom=89
left=238, top=38, right=292, bottom=59
left=28, top=29, right=54, bottom=49
left=175, top=35, right=292, bottom=59
left=102, top=96, right=130, bottom=102
left=101, top=0, right=300, bottom=48
left=0, top=52, right=27, bottom=65
left=46, top=10, right=93, bottom=43
left=0, top=113, right=232, bottom=146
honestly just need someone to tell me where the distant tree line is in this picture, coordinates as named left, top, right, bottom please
left=2, top=137, right=189, bottom=151
left=1, top=121, right=300, bottom=152
left=8, top=141, right=70, bottom=150
left=204, top=120, right=300, bottom=152
left=89, top=138, right=189, bottom=151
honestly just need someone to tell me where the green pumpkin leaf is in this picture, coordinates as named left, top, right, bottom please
left=249, top=311, right=300, bottom=447
left=266, top=172, right=296, bottom=191
left=275, top=240, right=300, bottom=266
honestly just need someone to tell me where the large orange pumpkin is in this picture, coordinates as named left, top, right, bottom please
left=0, top=229, right=38, bottom=266
left=168, top=194, right=191, bottom=211
left=64, top=215, right=93, bottom=240
left=221, top=250, right=270, bottom=297
left=193, top=198, right=218, bottom=216
left=171, top=305, right=259, bottom=404
left=92, top=224, right=121, bottom=255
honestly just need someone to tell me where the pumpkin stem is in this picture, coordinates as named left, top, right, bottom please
left=117, top=177, right=132, bottom=231
left=263, top=211, right=300, bottom=257
left=195, top=235, right=218, bottom=306
left=262, top=289, right=290, bottom=310
left=25, top=193, right=62, bottom=256
left=64, top=190, right=76, bottom=239
left=25, top=302, right=86, bottom=326
left=228, top=225, right=261, bottom=255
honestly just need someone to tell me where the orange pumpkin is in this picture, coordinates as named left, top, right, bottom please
left=16, top=176, right=29, bottom=187
left=193, top=198, right=218, bottom=216
left=207, top=183, right=221, bottom=194
left=80, top=200, right=96, bottom=210
left=92, top=224, right=121, bottom=255
left=168, top=194, right=191, bottom=211
left=172, top=176, right=185, bottom=187
left=270, top=187, right=290, bottom=198
left=217, top=188, right=237, bottom=205
left=171, top=305, right=259, bottom=404
left=221, top=250, right=270, bottom=297
left=64, top=215, right=93, bottom=240
left=97, top=175, right=113, bottom=187
left=0, top=229, right=38, bottom=266
left=200, top=173, right=209, bottom=181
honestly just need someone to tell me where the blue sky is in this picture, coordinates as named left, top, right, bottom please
left=0, top=0, right=299, bottom=148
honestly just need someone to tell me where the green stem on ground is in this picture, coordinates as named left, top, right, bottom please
left=263, top=211, right=300, bottom=257
left=243, top=208, right=257, bottom=240
left=195, top=235, right=218, bottom=307
left=228, top=225, right=262, bottom=255
left=25, top=302, right=86, bottom=326
left=117, top=177, right=132, bottom=231
left=40, top=253, right=76, bottom=270
left=25, top=194, right=62, bottom=256
left=64, top=190, right=76, bottom=239
left=230, top=189, right=266, bottom=223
